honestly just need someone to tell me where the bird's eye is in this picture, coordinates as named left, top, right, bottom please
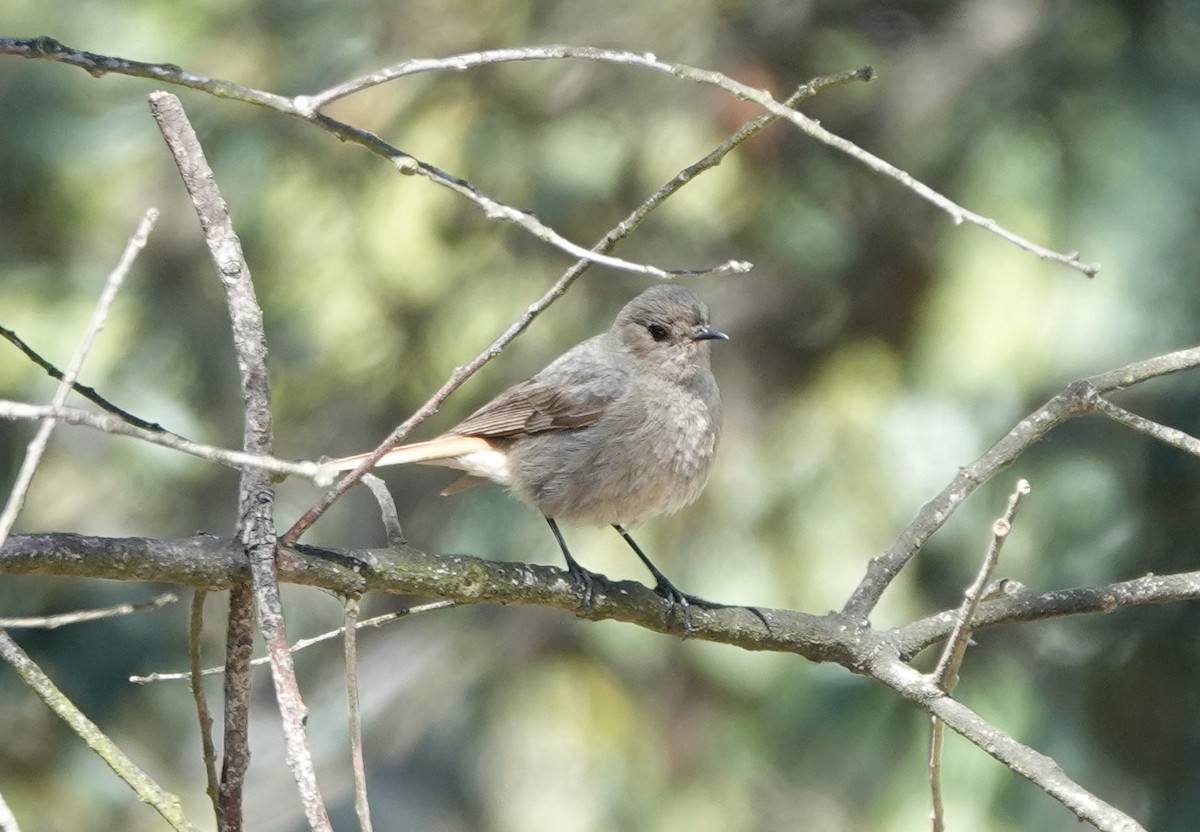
left=647, top=323, right=669, bottom=342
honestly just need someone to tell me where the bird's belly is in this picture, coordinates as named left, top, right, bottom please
left=508, top=405, right=718, bottom=526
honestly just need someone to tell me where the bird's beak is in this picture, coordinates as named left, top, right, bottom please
left=691, top=325, right=729, bottom=342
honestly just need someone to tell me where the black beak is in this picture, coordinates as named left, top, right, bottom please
left=691, top=325, right=729, bottom=342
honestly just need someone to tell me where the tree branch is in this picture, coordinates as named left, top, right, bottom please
left=0, top=530, right=1155, bottom=830
left=148, top=91, right=331, bottom=831
left=0, top=208, right=157, bottom=546
left=892, top=570, right=1200, bottom=662
left=0, top=401, right=328, bottom=484
left=842, top=347, right=1200, bottom=621
left=0, top=630, right=200, bottom=831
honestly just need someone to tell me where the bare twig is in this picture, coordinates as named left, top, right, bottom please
left=361, top=474, right=406, bottom=546
left=0, top=591, right=176, bottom=629
left=0, top=208, right=157, bottom=549
left=929, top=480, right=1031, bottom=831
left=310, top=45, right=1097, bottom=277
left=843, top=345, right=1200, bottom=621
left=0, top=324, right=166, bottom=432
left=343, top=597, right=374, bottom=832
left=188, top=591, right=221, bottom=822
left=929, top=716, right=947, bottom=832
left=130, top=600, right=457, bottom=684
left=933, top=480, right=1031, bottom=688
left=148, top=90, right=332, bottom=831
left=893, top=569, right=1200, bottom=661
left=0, top=39, right=749, bottom=281
left=285, top=64, right=876, bottom=544
left=1092, top=396, right=1200, bottom=458
left=0, top=401, right=329, bottom=483
left=0, top=630, right=200, bottom=831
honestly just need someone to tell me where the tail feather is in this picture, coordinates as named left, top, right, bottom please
left=323, top=434, right=496, bottom=473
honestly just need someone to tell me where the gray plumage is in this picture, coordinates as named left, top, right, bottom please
left=327, top=284, right=726, bottom=607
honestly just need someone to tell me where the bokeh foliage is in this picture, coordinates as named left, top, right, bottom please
left=3, top=1, right=1200, bottom=830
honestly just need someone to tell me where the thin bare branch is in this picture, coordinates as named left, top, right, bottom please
left=0, top=592, right=176, bottom=629
left=893, top=570, right=1200, bottom=661
left=0, top=324, right=166, bottom=433
left=0, top=401, right=329, bottom=483
left=0, top=208, right=157, bottom=548
left=130, top=601, right=458, bottom=684
left=1092, top=396, right=1200, bottom=458
left=0, top=400, right=328, bottom=480
left=0, top=630, right=200, bottom=831
left=843, top=345, right=1200, bottom=621
left=932, top=480, right=1031, bottom=688
left=929, top=480, right=1031, bottom=832
left=188, top=591, right=221, bottom=822
left=343, top=597, right=374, bottom=832
left=148, top=90, right=332, bottom=831
left=310, top=45, right=1096, bottom=277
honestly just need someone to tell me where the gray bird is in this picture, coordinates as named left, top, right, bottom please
left=326, top=284, right=727, bottom=610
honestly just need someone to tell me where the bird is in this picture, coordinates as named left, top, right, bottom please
left=324, top=284, right=727, bottom=613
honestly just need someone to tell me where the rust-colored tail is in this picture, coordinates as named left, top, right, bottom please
left=322, top=434, right=495, bottom=473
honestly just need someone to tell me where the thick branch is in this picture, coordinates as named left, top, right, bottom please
left=0, top=532, right=1156, bottom=829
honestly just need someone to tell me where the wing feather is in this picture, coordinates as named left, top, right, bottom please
left=449, top=344, right=624, bottom=438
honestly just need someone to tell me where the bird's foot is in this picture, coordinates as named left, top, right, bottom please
left=651, top=580, right=760, bottom=638
left=650, top=579, right=714, bottom=637
left=566, top=559, right=599, bottom=611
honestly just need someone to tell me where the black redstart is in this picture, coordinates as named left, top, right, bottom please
left=326, top=284, right=727, bottom=611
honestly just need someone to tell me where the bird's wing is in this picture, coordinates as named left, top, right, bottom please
left=449, top=345, right=625, bottom=439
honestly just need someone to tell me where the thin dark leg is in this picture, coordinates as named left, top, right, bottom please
left=611, top=524, right=686, bottom=602
left=610, top=525, right=765, bottom=637
left=546, top=517, right=596, bottom=609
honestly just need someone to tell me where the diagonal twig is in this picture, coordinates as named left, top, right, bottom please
left=0, top=630, right=200, bottom=831
left=0, top=209, right=157, bottom=549
left=842, top=345, right=1200, bottom=621
left=928, top=480, right=1030, bottom=831
left=0, top=591, right=176, bottom=629
left=129, top=600, right=457, bottom=684
left=0, top=324, right=166, bottom=433
left=1091, top=396, right=1200, bottom=458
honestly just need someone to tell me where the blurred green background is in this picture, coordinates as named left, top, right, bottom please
left=3, top=0, right=1200, bottom=830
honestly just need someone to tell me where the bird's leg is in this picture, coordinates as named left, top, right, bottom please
left=611, top=524, right=683, bottom=600
left=546, top=518, right=596, bottom=609
left=612, top=524, right=712, bottom=635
